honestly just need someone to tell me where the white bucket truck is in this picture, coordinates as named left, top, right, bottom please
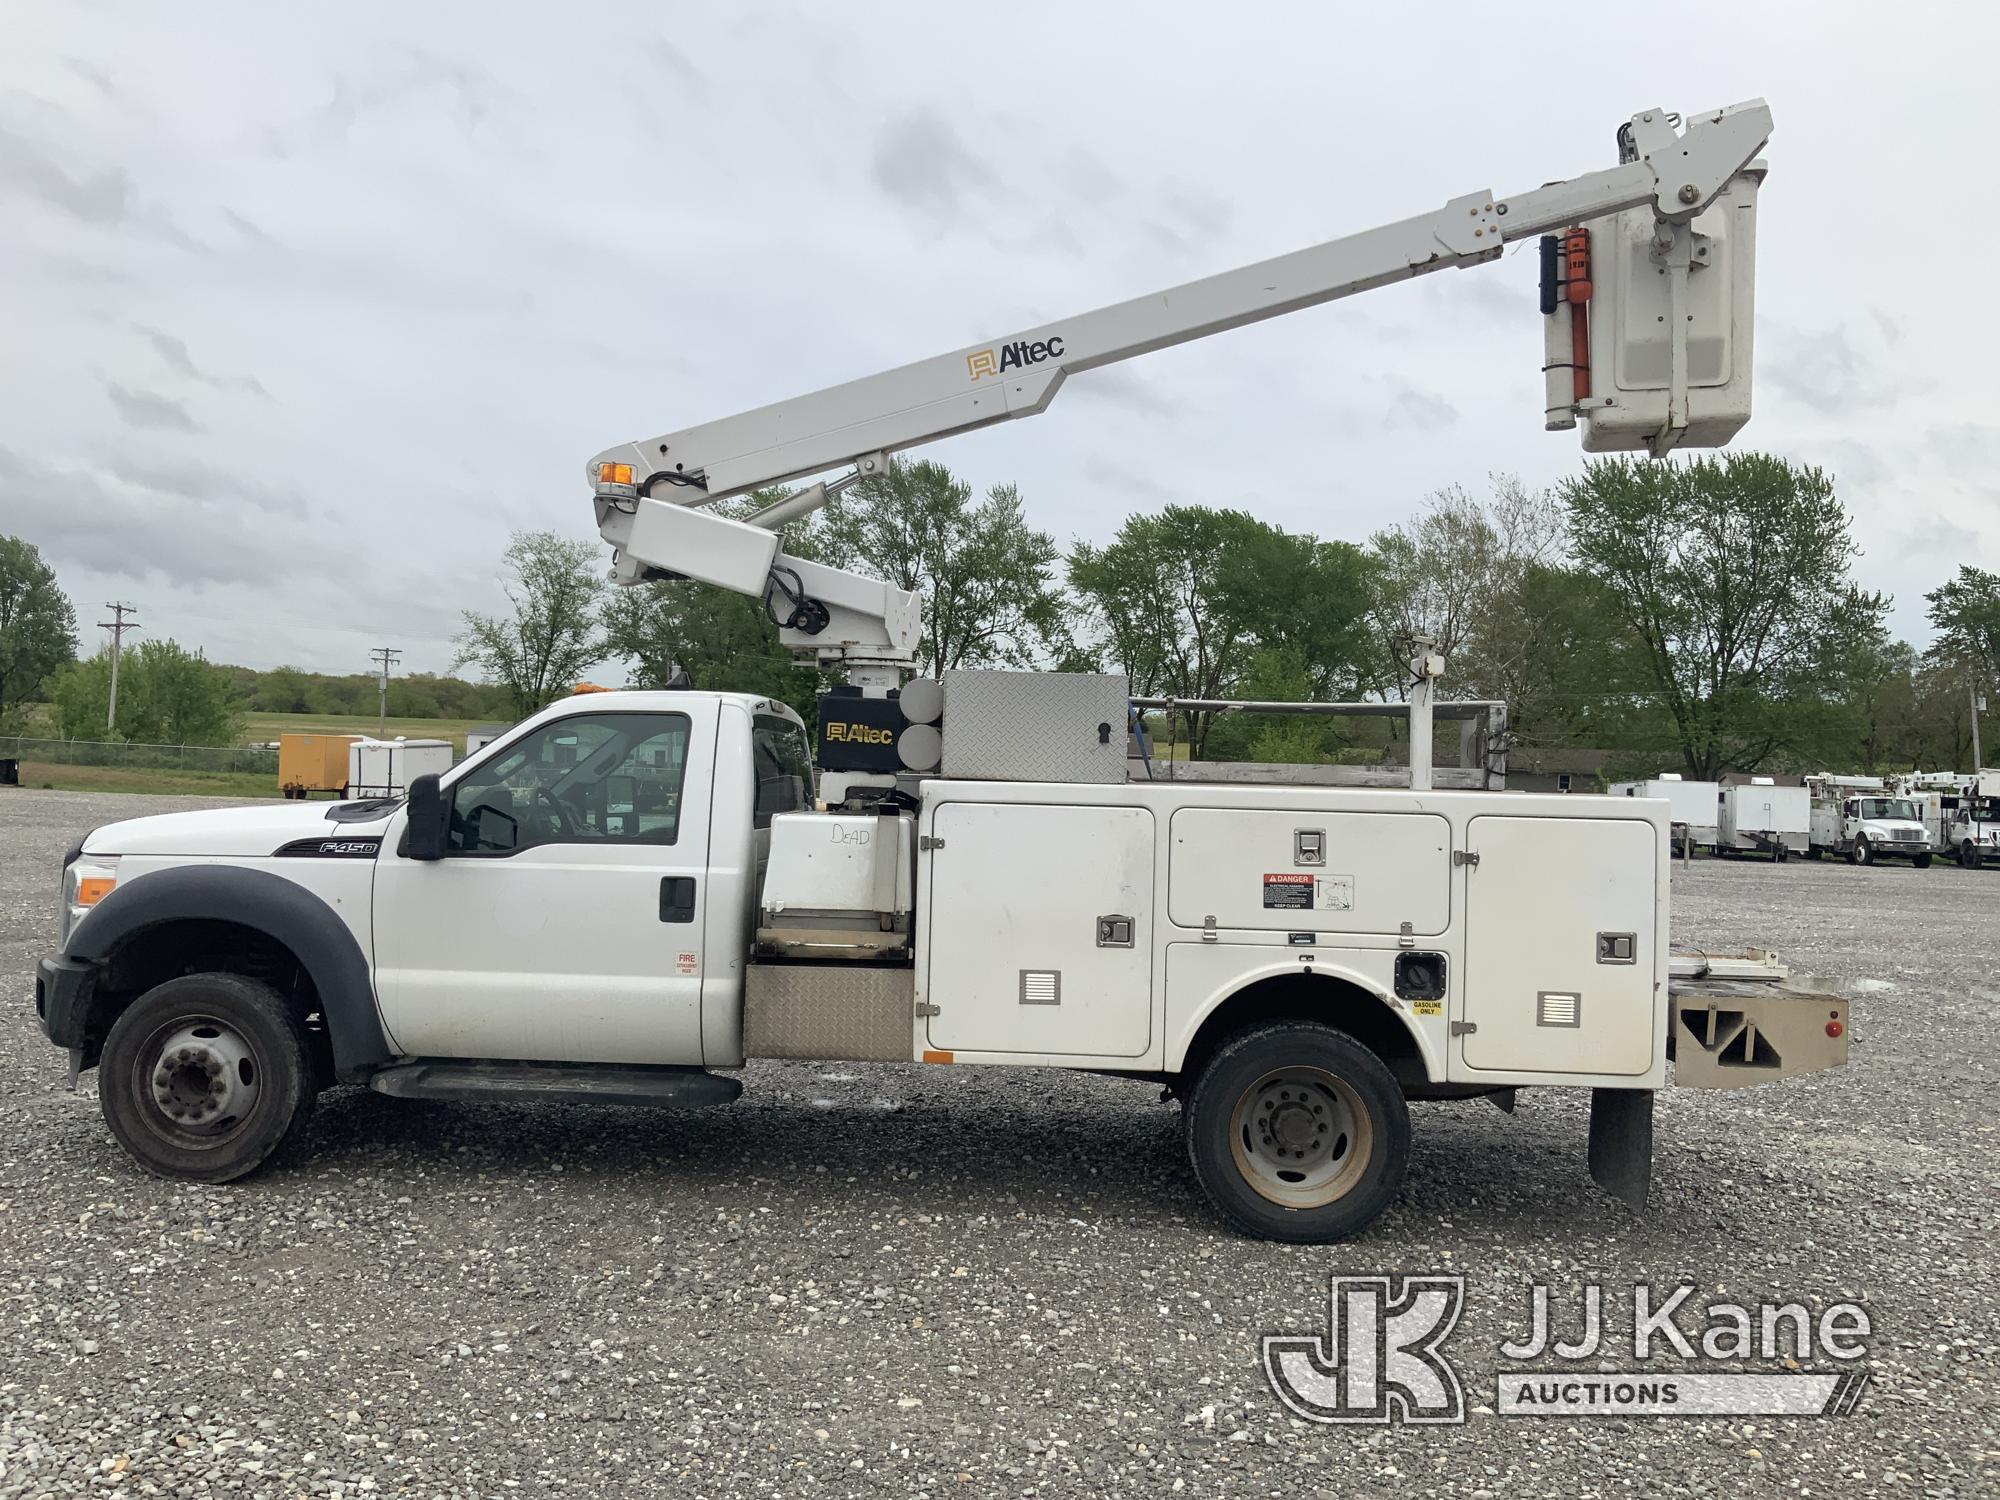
left=1806, top=775, right=1933, bottom=867
left=1900, top=770, right=2000, bottom=868
left=37, top=100, right=1847, bottom=1242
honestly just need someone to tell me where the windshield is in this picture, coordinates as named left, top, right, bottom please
left=1855, top=798, right=1918, bottom=822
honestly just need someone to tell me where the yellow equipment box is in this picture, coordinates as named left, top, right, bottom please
left=279, top=733, right=359, bottom=799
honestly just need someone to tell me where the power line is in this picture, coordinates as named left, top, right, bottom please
left=369, top=647, right=402, bottom=735
left=98, top=602, right=140, bottom=732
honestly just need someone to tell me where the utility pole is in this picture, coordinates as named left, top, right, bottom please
left=99, top=602, right=140, bottom=733
left=369, top=647, right=402, bottom=735
left=1973, top=681, right=1986, bottom=772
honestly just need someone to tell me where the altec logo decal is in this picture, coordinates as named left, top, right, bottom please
left=967, top=335, right=1065, bottom=381
left=824, top=722, right=893, bottom=745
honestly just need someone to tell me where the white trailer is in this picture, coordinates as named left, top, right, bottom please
left=1717, top=778, right=1810, bottom=860
left=1609, top=774, right=1720, bottom=851
left=347, top=738, right=454, bottom=801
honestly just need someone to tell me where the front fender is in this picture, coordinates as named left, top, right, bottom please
left=63, top=864, right=393, bottom=1082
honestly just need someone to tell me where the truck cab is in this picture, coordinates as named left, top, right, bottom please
left=370, top=691, right=808, bottom=1067
left=1837, top=795, right=1932, bottom=867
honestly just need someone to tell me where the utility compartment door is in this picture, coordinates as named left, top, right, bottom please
left=925, top=802, right=1153, bottom=1058
left=1461, top=815, right=1657, bottom=1076
left=1169, top=808, right=1451, bottom=935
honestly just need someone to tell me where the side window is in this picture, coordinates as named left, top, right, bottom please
left=752, top=713, right=814, bottom=830
left=446, top=712, right=691, bottom=854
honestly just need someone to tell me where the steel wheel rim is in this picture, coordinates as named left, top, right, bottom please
left=132, top=1014, right=264, bottom=1148
left=1228, top=1065, right=1373, bottom=1208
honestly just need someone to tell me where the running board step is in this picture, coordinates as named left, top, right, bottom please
left=368, top=1061, right=743, bottom=1109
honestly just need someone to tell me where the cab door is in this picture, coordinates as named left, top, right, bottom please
left=372, top=704, right=717, bottom=1065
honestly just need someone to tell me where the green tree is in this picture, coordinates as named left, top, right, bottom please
left=1560, top=452, right=1888, bottom=779
left=820, top=460, right=1065, bottom=676
left=1069, top=506, right=1374, bottom=760
left=605, top=584, right=822, bottom=720
left=454, top=531, right=607, bottom=719
left=50, top=639, right=241, bottom=745
left=0, top=536, right=78, bottom=726
left=1925, top=566, right=2000, bottom=753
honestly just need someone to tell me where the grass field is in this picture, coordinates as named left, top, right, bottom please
left=12, top=762, right=276, bottom=797
left=242, top=712, right=493, bottom=755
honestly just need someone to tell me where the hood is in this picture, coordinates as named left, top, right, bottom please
left=84, top=799, right=398, bottom=858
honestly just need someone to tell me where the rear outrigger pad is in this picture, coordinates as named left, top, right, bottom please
left=368, top=1061, right=743, bottom=1110
left=1587, top=1087, right=1653, bottom=1211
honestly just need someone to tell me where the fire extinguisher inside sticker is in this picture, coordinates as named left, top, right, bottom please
left=1263, top=874, right=1355, bottom=911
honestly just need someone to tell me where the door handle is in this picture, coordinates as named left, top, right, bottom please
left=660, top=876, right=697, bottom=923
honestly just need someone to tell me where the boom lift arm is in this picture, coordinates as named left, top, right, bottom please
left=590, top=100, right=1771, bottom=681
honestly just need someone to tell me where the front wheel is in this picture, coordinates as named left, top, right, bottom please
left=1183, top=1022, right=1409, bottom=1242
left=98, top=973, right=315, bottom=1183
left=1963, top=842, right=1984, bottom=870
left=1913, top=852, right=1933, bottom=869
left=1855, top=838, right=1874, bottom=867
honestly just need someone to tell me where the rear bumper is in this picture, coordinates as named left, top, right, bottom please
left=1669, top=984, right=1849, bottom=1089
left=34, top=954, right=96, bottom=1049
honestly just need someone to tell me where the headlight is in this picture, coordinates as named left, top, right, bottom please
left=60, top=855, right=119, bottom=946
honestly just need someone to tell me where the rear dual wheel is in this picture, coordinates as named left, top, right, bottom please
left=1184, top=1022, right=1408, bottom=1242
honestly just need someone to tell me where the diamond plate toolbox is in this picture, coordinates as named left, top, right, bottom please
left=939, top=669, right=1130, bottom=784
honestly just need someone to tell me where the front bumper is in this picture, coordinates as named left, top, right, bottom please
left=35, top=954, right=96, bottom=1050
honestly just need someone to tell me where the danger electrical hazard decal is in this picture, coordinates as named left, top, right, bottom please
left=1262, top=873, right=1355, bottom=912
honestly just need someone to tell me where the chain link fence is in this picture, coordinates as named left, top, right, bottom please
left=0, top=736, right=279, bottom=775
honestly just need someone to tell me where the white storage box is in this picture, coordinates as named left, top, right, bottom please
left=348, top=738, right=454, bottom=799
left=761, top=811, right=915, bottom=920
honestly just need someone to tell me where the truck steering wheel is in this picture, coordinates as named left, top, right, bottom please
left=531, top=785, right=576, bottom=840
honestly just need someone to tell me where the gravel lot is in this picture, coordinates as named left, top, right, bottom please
left=1, top=789, right=1993, bottom=1498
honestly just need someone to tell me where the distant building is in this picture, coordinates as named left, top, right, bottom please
left=1509, top=748, right=1613, bottom=795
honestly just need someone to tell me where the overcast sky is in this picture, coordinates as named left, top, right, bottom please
left=2, top=3, right=1992, bottom=677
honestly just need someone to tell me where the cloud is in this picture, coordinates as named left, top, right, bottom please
left=133, top=325, right=270, bottom=397
left=1066, top=366, right=1183, bottom=419
left=104, top=383, right=202, bottom=432
left=1762, top=321, right=1900, bottom=419
left=1382, top=378, right=1458, bottom=430
left=1082, top=455, right=1177, bottom=504
left=0, top=446, right=293, bottom=587
left=0, top=122, right=133, bottom=227
left=870, top=107, right=997, bottom=217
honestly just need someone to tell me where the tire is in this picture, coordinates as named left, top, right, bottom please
left=1854, top=838, right=1873, bottom=867
left=98, top=973, right=315, bottom=1184
left=1774, top=842, right=1788, bottom=863
left=1913, top=852, right=1933, bottom=870
left=1183, top=1022, right=1409, bottom=1243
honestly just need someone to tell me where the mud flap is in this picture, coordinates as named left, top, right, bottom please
left=1588, top=1087, right=1653, bottom=1211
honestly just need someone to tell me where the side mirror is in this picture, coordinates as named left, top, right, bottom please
left=406, top=773, right=450, bottom=861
